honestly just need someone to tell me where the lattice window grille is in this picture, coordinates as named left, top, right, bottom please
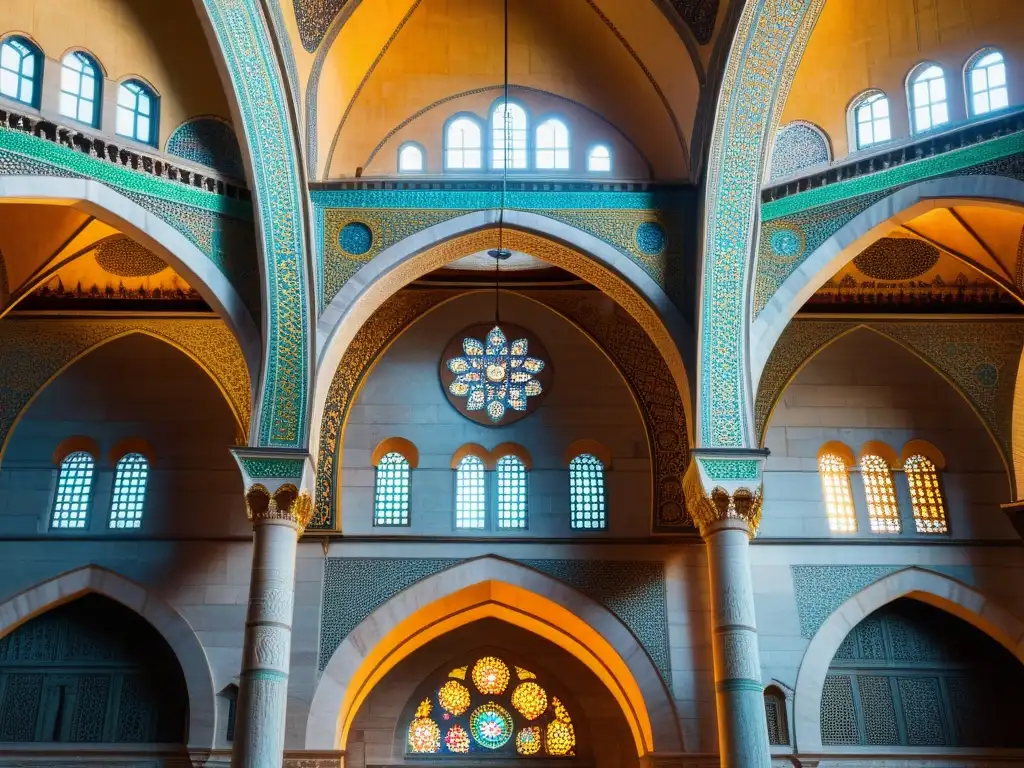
left=569, top=454, right=606, bottom=529
left=374, top=452, right=411, bottom=526
left=861, top=455, right=900, bottom=533
left=51, top=452, right=95, bottom=529
left=496, top=455, right=527, bottom=529
left=904, top=455, right=948, bottom=534
left=455, top=455, right=486, bottom=529
left=821, top=674, right=860, bottom=745
left=819, top=453, right=857, bottom=532
left=764, top=691, right=789, bottom=745
left=109, top=453, right=149, bottom=529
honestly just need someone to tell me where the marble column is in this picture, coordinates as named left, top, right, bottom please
left=684, top=453, right=770, bottom=768
left=230, top=470, right=314, bottom=768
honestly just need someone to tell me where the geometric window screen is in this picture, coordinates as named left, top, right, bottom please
left=109, top=452, right=149, bottom=529
left=861, top=455, right=900, bottom=534
left=909, top=64, right=949, bottom=133
left=51, top=452, right=95, bottom=529
left=968, top=50, right=1009, bottom=116
left=59, top=51, right=100, bottom=127
left=496, top=454, right=527, bottom=529
left=764, top=687, right=789, bottom=745
left=819, top=453, right=857, bottom=533
left=569, top=453, right=606, bottom=530
left=455, top=454, right=487, bottom=529
left=374, top=451, right=411, bottom=526
left=904, top=455, right=948, bottom=534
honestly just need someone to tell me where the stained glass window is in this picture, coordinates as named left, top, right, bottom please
left=570, top=453, right=606, bottom=529
left=492, top=101, right=528, bottom=170
left=116, top=80, right=158, bottom=145
left=904, top=455, right=948, bottom=534
left=406, top=654, right=576, bottom=756
left=455, top=455, right=486, bottom=529
left=853, top=92, right=890, bottom=150
left=446, top=117, right=483, bottom=169
left=910, top=64, right=949, bottom=133
left=861, top=455, right=900, bottom=534
left=820, top=453, right=857, bottom=533
left=374, top=451, right=411, bottom=526
left=52, top=452, right=95, bottom=529
left=497, top=454, right=527, bottom=529
left=60, top=51, right=101, bottom=127
left=0, top=36, right=41, bottom=107
left=968, top=50, right=1008, bottom=116
left=588, top=144, right=611, bottom=172
left=536, top=118, right=570, bottom=170
left=109, top=453, right=149, bottom=529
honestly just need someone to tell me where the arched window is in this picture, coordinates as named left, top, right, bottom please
left=587, top=144, right=611, bottom=172
left=398, top=142, right=425, bottom=173
left=861, top=455, right=900, bottom=534
left=904, top=455, right=948, bottom=533
left=764, top=686, right=789, bottom=746
left=407, top=655, right=576, bottom=755
left=496, top=454, right=527, bottom=529
left=374, top=451, right=411, bottom=526
left=819, top=453, right=857, bottom=532
left=116, top=79, right=158, bottom=145
left=569, top=454, right=605, bottom=529
left=59, top=51, right=101, bottom=127
left=909, top=64, right=949, bottom=133
left=109, top=452, right=149, bottom=529
left=536, top=118, right=570, bottom=170
left=852, top=91, right=891, bottom=150
left=491, top=101, right=528, bottom=170
left=455, top=454, right=486, bottom=528
left=0, top=35, right=42, bottom=107
left=446, top=117, right=483, bottom=170
left=51, top=451, right=95, bottom=529
left=967, top=49, right=1009, bottom=116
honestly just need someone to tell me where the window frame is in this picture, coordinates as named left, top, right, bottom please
left=108, top=452, right=150, bottom=530
left=568, top=452, right=607, bottom=530
left=907, top=62, right=950, bottom=134
left=860, top=454, right=901, bottom=534
left=965, top=47, right=1009, bottom=117
left=58, top=49, right=102, bottom=128
left=903, top=454, right=950, bottom=535
left=0, top=34, right=43, bottom=109
left=373, top=450, right=412, bottom=527
left=489, top=98, right=530, bottom=171
left=494, top=454, right=528, bottom=530
left=535, top=115, right=571, bottom=172
left=819, top=452, right=858, bottom=533
left=444, top=112, right=485, bottom=172
left=586, top=143, right=612, bottom=173
left=397, top=140, right=426, bottom=174
left=115, top=78, right=159, bottom=147
left=50, top=451, right=96, bottom=530
left=454, top=453, right=488, bottom=530
left=848, top=90, right=892, bottom=152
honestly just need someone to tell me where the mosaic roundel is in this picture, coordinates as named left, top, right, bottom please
left=469, top=703, right=515, bottom=749
left=635, top=221, right=666, bottom=255
left=769, top=227, right=805, bottom=259
left=853, top=238, right=940, bottom=281
left=94, top=237, right=168, bottom=278
left=974, top=362, right=999, bottom=388
left=339, top=222, right=373, bottom=256
left=440, top=323, right=552, bottom=427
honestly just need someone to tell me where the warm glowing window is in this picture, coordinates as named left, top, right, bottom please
left=536, top=118, right=570, bottom=170
left=496, top=455, right=527, bottom=529
left=491, top=102, right=528, bottom=170
left=52, top=452, right=95, bottom=529
left=60, top=51, right=101, bottom=127
left=968, top=50, right=1009, bottom=116
left=853, top=92, right=891, bottom=149
left=904, top=455, right=948, bottom=534
left=407, top=656, right=576, bottom=755
left=398, top=143, right=425, bottom=172
left=374, top=452, right=411, bottom=526
left=819, top=453, right=857, bottom=532
left=861, top=455, right=900, bottom=533
left=116, top=80, right=158, bottom=145
left=446, top=117, right=483, bottom=170
left=910, top=65, right=949, bottom=133
left=569, top=453, right=605, bottom=529
left=587, top=144, right=611, bottom=172
left=455, top=454, right=486, bottom=528
left=109, top=453, right=149, bottom=529
left=0, top=36, right=41, bottom=107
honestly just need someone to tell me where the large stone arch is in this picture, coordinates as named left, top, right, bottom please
left=0, top=175, right=260, bottom=383
left=792, top=567, right=1024, bottom=752
left=0, top=565, right=217, bottom=755
left=306, top=556, right=682, bottom=757
left=311, top=209, right=695, bottom=464
left=0, top=322, right=250, bottom=464
left=751, top=175, right=1024, bottom=382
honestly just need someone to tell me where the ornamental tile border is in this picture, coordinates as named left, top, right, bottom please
left=203, top=0, right=310, bottom=449
left=698, top=458, right=760, bottom=482
left=240, top=458, right=305, bottom=479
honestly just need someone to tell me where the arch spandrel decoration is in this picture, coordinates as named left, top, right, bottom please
left=312, top=288, right=691, bottom=531
left=200, top=0, right=311, bottom=448
left=0, top=318, right=251, bottom=463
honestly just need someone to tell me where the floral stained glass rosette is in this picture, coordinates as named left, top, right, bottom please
left=445, top=326, right=546, bottom=423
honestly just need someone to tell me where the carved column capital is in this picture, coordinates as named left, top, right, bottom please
left=230, top=447, right=316, bottom=533
left=683, top=449, right=768, bottom=538
left=244, top=483, right=315, bottom=532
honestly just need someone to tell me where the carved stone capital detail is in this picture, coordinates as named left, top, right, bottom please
left=683, top=458, right=763, bottom=538
left=245, top=483, right=315, bottom=533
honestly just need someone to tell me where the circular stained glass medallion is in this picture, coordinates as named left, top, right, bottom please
left=516, top=725, right=542, bottom=755
left=438, top=679, right=471, bottom=715
left=472, top=656, right=511, bottom=695
left=469, top=703, right=514, bottom=749
left=511, top=682, right=548, bottom=720
left=440, top=323, right=552, bottom=427
left=445, top=723, right=470, bottom=753
left=408, top=716, right=441, bottom=753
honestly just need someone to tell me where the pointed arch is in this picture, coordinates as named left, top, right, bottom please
left=306, top=556, right=681, bottom=756
left=0, top=565, right=216, bottom=753
left=793, top=567, right=1024, bottom=752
